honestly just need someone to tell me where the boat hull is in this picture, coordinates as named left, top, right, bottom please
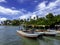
left=56, top=31, right=60, bottom=36
left=44, top=32, right=56, bottom=36
left=17, top=30, right=39, bottom=38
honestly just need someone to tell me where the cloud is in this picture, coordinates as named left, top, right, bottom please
left=20, top=15, right=29, bottom=19
left=0, top=6, right=24, bottom=15
left=0, top=0, right=60, bottom=20
left=0, top=17, right=7, bottom=21
left=35, top=0, right=60, bottom=17
left=14, top=0, right=60, bottom=19
left=19, top=12, right=37, bottom=20
left=0, top=6, right=33, bottom=20
left=19, top=12, right=32, bottom=19
left=37, top=1, right=46, bottom=10
left=31, top=14, right=37, bottom=19
left=37, top=0, right=60, bottom=10
left=0, top=6, right=28, bottom=19
left=0, top=0, right=6, bottom=2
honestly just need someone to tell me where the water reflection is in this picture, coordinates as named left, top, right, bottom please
left=20, top=36, right=60, bottom=45
left=0, top=26, right=60, bottom=45
left=0, top=26, right=22, bottom=45
left=21, top=37, right=39, bottom=45
left=39, top=36, right=60, bottom=45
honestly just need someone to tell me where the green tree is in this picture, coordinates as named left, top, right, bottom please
left=12, top=20, right=20, bottom=26
left=46, top=13, right=54, bottom=19
left=46, top=13, right=55, bottom=25
left=4, top=20, right=12, bottom=25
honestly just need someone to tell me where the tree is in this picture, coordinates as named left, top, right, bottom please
left=12, top=20, right=20, bottom=26
left=36, top=17, right=47, bottom=25
left=54, top=15, right=60, bottom=25
left=46, top=13, right=55, bottom=25
left=36, top=16, right=38, bottom=20
left=3, top=20, right=12, bottom=25
left=46, top=13, right=54, bottom=19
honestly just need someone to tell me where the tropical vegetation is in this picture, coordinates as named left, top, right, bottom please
left=1, top=13, right=60, bottom=27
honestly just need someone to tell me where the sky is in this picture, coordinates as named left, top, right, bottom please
left=0, top=0, right=60, bottom=21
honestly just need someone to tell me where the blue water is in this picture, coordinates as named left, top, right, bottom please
left=0, top=26, right=22, bottom=45
left=0, top=26, right=60, bottom=45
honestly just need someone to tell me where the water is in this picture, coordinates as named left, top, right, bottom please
left=0, top=26, right=22, bottom=45
left=0, top=26, right=60, bottom=45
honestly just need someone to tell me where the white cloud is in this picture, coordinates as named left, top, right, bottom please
left=0, top=17, right=7, bottom=21
left=37, top=0, right=60, bottom=10
left=0, top=6, right=23, bottom=15
left=14, top=0, right=60, bottom=19
left=19, top=12, right=37, bottom=20
left=20, top=15, right=28, bottom=19
left=0, top=0, right=6, bottom=2
left=19, top=9, right=27, bottom=13
left=46, top=0, right=60, bottom=10
left=37, top=1, right=46, bottom=10
left=19, top=12, right=32, bottom=19
left=0, top=6, right=28, bottom=19
left=0, top=0, right=60, bottom=20
left=35, top=0, right=60, bottom=17
left=31, top=14, right=37, bottom=19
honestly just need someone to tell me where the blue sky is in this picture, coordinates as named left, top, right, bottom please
left=0, top=0, right=60, bottom=21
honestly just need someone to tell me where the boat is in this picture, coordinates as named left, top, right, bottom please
left=56, top=30, right=60, bottom=36
left=56, top=30, right=60, bottom=33
left=35, top=30, right=45, bottom=35
left=17, top=30, right=43, bottom=38
left=17, top=30, right=39, bottom=38
left=44, top=30, right=57, bottom=36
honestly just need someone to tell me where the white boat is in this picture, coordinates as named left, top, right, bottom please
left=35, top=32, right=44, bottom=35
left=56, top=31, right=60, bottom=36
left=44, top=30, right=56, bottom=36
left=17, top=30, right=41, bottom=38
left=56, top=31, right=60, bottom=33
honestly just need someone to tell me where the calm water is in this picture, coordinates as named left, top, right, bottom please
left=0, top=26, right=60, bottom=45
